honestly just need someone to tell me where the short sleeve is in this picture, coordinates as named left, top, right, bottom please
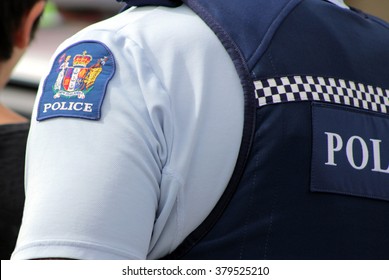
left=12, top=33, right=170, bottom=260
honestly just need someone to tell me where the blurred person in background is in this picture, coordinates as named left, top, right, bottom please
left=12, top=0, right=389, bottom=260
left=0, top=0, right=46, bottom=259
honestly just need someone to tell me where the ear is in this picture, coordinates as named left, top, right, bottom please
left=14, top=1, right=46, bottom=49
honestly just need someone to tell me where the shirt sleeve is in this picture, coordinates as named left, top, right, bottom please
left=12, top=33, right=169, bottom=260
left=12, top=5, right=244, bottom=260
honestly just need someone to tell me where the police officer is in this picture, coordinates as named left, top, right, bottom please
left=12, top=0, right=389, bottom=260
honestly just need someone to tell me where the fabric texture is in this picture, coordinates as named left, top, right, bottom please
left=0, top=123, right=29, bottom=260
left=12, top=5, right=243, bottom=260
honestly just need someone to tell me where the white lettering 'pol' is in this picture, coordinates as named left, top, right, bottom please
left=325, top=132, right=389, bottom=174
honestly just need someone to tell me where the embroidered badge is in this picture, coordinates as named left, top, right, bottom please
left=37, top=41, right=115, bottom=121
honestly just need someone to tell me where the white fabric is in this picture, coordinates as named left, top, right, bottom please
left=328, top=0, right=349, bottom=9
left=12, top=5, right=244, bottom=259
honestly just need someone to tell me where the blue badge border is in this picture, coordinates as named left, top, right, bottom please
left=37, top=40, right=116, bottom=121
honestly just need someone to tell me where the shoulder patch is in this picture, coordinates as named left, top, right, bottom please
left=37, top=41, right=115, bottom=121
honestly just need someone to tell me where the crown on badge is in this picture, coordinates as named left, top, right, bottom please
left=73, top=51, right=92, bottom=67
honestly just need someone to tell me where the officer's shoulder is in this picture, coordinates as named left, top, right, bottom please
left=80, top=5, right=212, bottom=45
left=58, top=5, right=211, bottom=46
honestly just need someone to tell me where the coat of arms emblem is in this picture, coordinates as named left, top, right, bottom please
left=53, top=51, right=108, bottom=99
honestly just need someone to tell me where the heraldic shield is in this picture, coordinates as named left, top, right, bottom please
left=54, top=50, right=109, bottom=99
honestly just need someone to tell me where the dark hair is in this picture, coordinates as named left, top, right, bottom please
left=0, top=0, right=43, bottom=61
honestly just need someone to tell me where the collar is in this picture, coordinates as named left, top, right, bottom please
left=116, top=0, right=182, bottom=8
left=327, top=0, right=349, bottom=9
left=117, top=0, right=349, bottom=10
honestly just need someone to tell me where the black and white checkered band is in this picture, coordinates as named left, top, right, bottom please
left=254, top=76, right=389, bottom=114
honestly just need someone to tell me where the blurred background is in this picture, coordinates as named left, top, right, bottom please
left=1, top=0, right=389, bottom=118
left=346, top=0, right=389, bottom=21
left=1, top=0, right=124, bottom=118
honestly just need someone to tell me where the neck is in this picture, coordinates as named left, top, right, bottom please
left=0, top=47, right=28, bottom=125
left=0, top=103, right=28, bottom=125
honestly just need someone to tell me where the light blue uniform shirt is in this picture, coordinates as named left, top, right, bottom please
left=12, top=5, right=243, bottom=259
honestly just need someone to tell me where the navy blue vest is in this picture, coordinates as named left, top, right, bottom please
left=120, top=0, right=389, bottom=259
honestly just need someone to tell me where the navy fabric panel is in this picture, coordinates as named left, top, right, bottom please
left=311, top=103, right=389, bottom=201
left=255, top=0, right=389, bottom=89
left=184, top=0, right=302, bottom=70
left=118, top=0, right=181, bottom=8
left=181, top=103, right=389, bottom=260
